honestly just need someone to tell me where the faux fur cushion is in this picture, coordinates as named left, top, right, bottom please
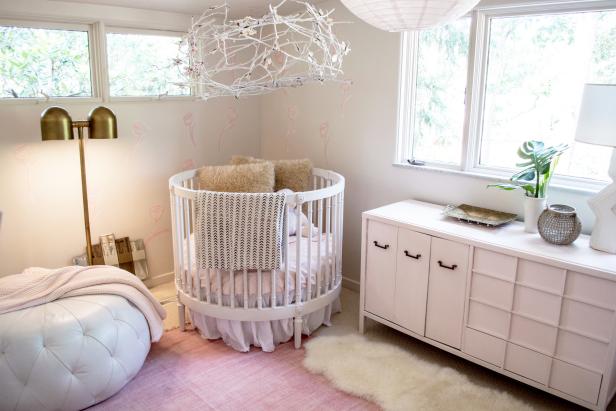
left=196, top=162, right=275, bottom=193
left=231, top=156, right=313, bottom=192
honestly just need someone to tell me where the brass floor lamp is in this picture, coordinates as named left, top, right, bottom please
left=40, top=106, right=117, bottom=265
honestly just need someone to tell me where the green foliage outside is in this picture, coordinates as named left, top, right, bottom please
left=0, top=26, right=189, bottom=99
left=0, top=26, right=91, bottom=98
left=481, top=11, right=616, bottom=180
left=411, top=10, right=616, bottom=180
left=106, top=33, right=189, bottom=97
left=412, top=18, right=470, bottom=164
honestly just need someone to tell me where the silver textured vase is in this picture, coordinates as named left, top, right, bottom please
left=538, top=204, right=582, bottom=245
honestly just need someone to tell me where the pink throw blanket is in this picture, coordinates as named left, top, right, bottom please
left=0, top=265, right=166, bottom=342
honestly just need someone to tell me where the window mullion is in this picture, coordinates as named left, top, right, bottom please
left=395, top=32, right=417, bottom=164
left=463, top=10, right=489, bottom=172
left=460, top=11, right=477, bottom=171
left=407, top=32, right=419, bottom=163
left=90, top=21, right=110, bottom=102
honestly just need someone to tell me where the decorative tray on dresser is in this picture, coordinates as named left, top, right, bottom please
left=360, top=200, right=616, bottom=410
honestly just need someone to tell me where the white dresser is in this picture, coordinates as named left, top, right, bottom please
left=359, top=200, right=616, bottom=410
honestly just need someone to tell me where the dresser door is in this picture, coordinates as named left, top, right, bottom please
left=425, top=237, right=469, bottom=349
left=394, top=228, right=431, bottom=335
left=364, top=220, right=398, bottom=321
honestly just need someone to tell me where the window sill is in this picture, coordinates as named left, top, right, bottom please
left=0, top=97, right=103, bottom=105
left=393, top=161, right=607, bottom=195
left=0, top=95, right=198, bottom=105
left=109, top=95, right=196, bottom=103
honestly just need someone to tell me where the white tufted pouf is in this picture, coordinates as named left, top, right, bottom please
left=0, top=294, right=151, bottom=411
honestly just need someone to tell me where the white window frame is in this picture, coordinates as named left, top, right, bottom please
left=0, top=19, right=193, bottom=105
left=396, top=0, right=616, bottom=193
left=105, top=26, right=194, bottom=102
left=0, top=19, right=103, bottom=104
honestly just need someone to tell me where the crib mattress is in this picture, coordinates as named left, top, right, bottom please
left=182, top=234, right=335, bottom=302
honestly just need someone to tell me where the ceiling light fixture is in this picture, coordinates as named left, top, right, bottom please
left=175, top=0, right=350, bottom=99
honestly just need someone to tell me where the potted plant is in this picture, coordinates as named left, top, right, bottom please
left=489, top=140, right=569, bottom=233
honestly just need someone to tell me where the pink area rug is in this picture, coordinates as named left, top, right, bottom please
left=89, top=329, right=378, bottom=411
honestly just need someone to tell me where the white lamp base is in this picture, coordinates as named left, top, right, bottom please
left=588, top=148, right=616, bottom=254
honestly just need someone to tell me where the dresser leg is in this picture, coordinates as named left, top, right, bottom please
left=359, top=313, right=365, bottom=334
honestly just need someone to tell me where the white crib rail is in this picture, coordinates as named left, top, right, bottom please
left=169, top=168, right=345, bottom=348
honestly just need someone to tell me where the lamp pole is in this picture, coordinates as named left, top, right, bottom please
left=75, top=122, right=94, bottom=265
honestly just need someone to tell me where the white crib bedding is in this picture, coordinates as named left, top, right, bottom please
left=190, top=299, right=341, bottom=352
left=181, top=233, right=340, bottom=352
left=181, top=233, right=335, bottom=304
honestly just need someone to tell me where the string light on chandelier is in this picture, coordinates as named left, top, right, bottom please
left=175, top=0, right=351, bottom=99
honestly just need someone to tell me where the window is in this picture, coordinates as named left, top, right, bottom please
left=409, top=19, right=470, bottom=165
left=0, top=24, right=92, bottom=99
left=481, top=11, right=616, bottom=181
left=398, top=2, right=616, bottom=186
left=106, top=31, right=189, bottom=97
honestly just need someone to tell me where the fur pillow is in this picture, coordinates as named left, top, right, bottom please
left=196, top=162, right=275, bottom=193
left=231, top=155, right=313, bottom=192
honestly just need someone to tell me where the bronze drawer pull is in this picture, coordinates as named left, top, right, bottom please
left=373, top=241, right=389, bottom=250
left=438, top=260, right=457, bottom=270
left=404, top=250, right=421, bottom=259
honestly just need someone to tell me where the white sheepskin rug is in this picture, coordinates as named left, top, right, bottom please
left=303, top=334, right=533, bottom=411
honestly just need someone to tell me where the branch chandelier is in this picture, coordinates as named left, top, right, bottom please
left=175, top=0, right=351, bottom=99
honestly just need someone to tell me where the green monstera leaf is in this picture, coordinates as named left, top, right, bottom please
left=488, top=140, right=569, bottom=198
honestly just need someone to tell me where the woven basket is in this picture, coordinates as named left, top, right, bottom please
left=538, top=204, right=582, bottom=245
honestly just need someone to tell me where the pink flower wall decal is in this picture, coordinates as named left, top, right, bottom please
left=129, top=120, right=150, bottom=160
left=183, top=112, right=197, bottom=148
left=319, top=121, right=331, bottom=167
left=144, top=228, right=171, bottom=247
left=284, top=104, right=299, bottom=153
left=180, top=158, right=196, bottom=171
left=340, top=82, right=353, bottom=118
left=14, top=144, right=30, bottom=162
left=149, top=204, right=165, bottom=223
left=132, top=121, right=148, bottom=145
left=218, top=106, right=238, bottom=153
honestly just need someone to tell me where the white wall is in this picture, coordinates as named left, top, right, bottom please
left=0, top=0, right=262, bottom=278
left=259, top=0, right=598, bottom=288
left=0, top=98, right=260, bottom=277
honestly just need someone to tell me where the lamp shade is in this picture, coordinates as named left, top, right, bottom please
left=340, top=0, right=480, bottom=32
left=40, top=106, right=74, bottom=141
left=575, top=84, right=616, bottom=148
left=88, top=106, right=118, bottom=139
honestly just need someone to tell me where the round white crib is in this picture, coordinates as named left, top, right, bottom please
left=169, top=167, right=344, bottom=349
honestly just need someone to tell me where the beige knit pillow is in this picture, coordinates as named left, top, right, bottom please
left=196, top=162, right=275, bottom=193
left=230, top=156, right=313, bottom=192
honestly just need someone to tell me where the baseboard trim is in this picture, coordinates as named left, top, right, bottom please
left=144, top=271, right=174, bottom=288
left=342, top=276, right=360, bottom=292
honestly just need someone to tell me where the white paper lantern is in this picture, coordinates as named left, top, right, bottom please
left=340, top=0, right=480, bottom=31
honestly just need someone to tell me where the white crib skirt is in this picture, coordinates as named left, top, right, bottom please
left=190, top=298, right=341, bottom=352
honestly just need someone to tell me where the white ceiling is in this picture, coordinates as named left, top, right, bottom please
left=51, top=0, right=320, bottom=17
